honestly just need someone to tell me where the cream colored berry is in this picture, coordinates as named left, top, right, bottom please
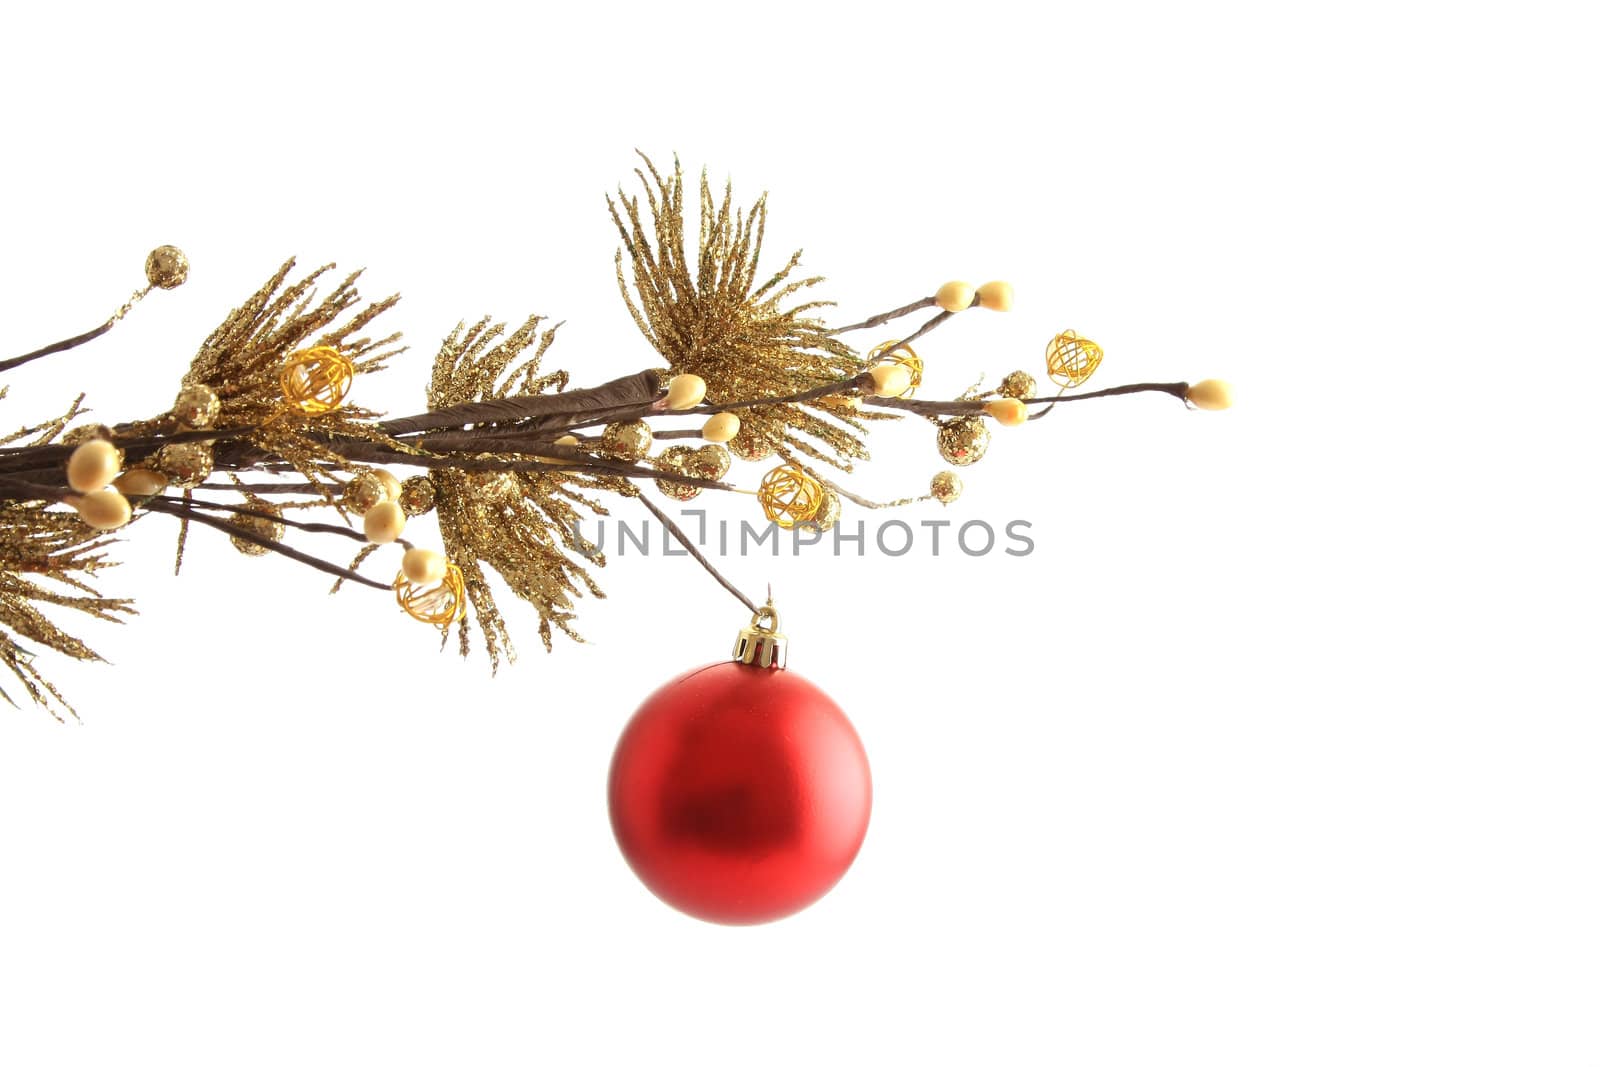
left=935, top=280, right=975, bottom=313
left=1186, top=379, right=1233, bottom=411
left=363, top=501, right=406, bottom=544
left=665, top=374, right=708, bottom=410
left=114, top=468, right=168, bottom=497
left=401, top=548, right=448, bottom=584
left=73, top=489, right=132, bottom=531
left=868, top=363, right=913, bottom=398
left=702, top=412, right=741, bottom=442
left=67, top=439, right=120, bottom=493
left=975, top=280, right=1014, bottom=311
left=373, top=469, right=403, bottom=502
left=984, top=398, right=1028, bottom=426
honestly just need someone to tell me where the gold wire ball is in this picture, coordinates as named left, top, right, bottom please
left=867, top=340, right=924, bottom=397
left=279, top=345, right=355, bottom=416
left=654, top=445, right=702, bottom=501
left=227, top=506, right=285, bottom=557
left=144, top=245, right=190, bottom=290
left=936, top=417, right=991, bottom=467
left=727, top=430, right=776, bottom=462
left=398, top=475, right=437, bottom=517
left=999, top=370, right=1037, bottom=400
left=758, top=464, right=824, bottom=529
left=930, top=470, right=963, bottom=504
left=1044, top=329, right=1104, bottom=389
left=600, top=420, right=653, bottom=462
left=395, top=561, right=466, bottom=628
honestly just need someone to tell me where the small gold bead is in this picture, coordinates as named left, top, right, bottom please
left=687, top=444, right=732, bottom=482
left=984, top=398, right=1029, bottom=427
left=930, top=470, right=963, bottom=504
left=144, top=245, right=190, bottom=289
left=227, top=506, right=284, bottom=557
left=665, top=374, right=708, bottom=410
left=869, top=363, right=913, bottom=398
left=999, top=370, right=1037, bottom=400
left=1186, top=379, right=1233, bottom=411
left=654, top=444, right=702, bottom=501
left=935, top=280, right=976, bottom=313
left=398, top=476, right=436, bottom=517
left=702, top=412, right=741, bottom=443
left=600, top=420, right=653, bottom=461
left=114, top=468, right=168, bottom=497
left=67, top=439, right=120, bottom=494
left=343, top=471, right=388, bottom=513
left=936, top=417, right=991, bottom=466
left=402, top=548, right=448, bottom=584
left=155, top=442, right=213, bottom=489
left=363, top=501, right=406, bottom=544
left=72, top=489, right=132, bottom=531
left=727, top=430, right=775, bottom=462
left=172, top=383, right=221, bottom=429
left=807, top=489, right=841, bottom=532
left=975, top=280, right=1014, bottom=311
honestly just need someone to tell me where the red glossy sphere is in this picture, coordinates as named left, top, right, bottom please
left=608, top=661, right=872, bottom=924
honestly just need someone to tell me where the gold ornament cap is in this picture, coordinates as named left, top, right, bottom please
left=733, top=603, right=788, bottom=670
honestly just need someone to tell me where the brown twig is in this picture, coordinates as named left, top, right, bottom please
left=0, top=324, right=118, bottom=374
left=830, top=296, right=936, bottom=334
left=141, top=495, right=391, bottom=590
left=865, top=380, right=1191, bottom=416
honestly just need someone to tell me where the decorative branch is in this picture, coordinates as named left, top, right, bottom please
left=0, top=155, right=1231, bottom=718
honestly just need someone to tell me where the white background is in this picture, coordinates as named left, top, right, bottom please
left=2, top=2, right=1596, bottom=1064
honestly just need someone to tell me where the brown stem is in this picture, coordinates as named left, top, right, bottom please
left=379, top=369, right=663, bottom=437
left=890, top=309, right=954, bottom=348
left=560, top=372, right=874, bottom=434
left=0, top=323, right=116, bottom=374
left=865, top=380, right=1191, bottom=416
left=173, top=497, right=369, bottom=543
left=831, top=296, right=937, bottom=334
left=141, top=495, right=391, bottom=590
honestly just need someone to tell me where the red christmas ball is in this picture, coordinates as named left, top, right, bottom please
left=608, top=660, right=872, bottom=924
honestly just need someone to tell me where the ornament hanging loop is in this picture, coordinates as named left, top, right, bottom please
left=733, top=603, right=788, bottom=670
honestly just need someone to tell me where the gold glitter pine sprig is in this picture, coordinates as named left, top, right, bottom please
left=0, top=501, right=135, bottom=719
left=175, top=259, right=409, bottom=496
left=421, top=314, right=634, bottom=670
left=609, top=153, right=886, bottom=471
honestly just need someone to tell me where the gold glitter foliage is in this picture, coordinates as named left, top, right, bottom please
left=609, top=154, right=884, bottom=471
left=0, top=501, right=135, bottom=719
left=175, top=259, right=408, bottom=493
left=424, top=314, right=629, bottom=669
